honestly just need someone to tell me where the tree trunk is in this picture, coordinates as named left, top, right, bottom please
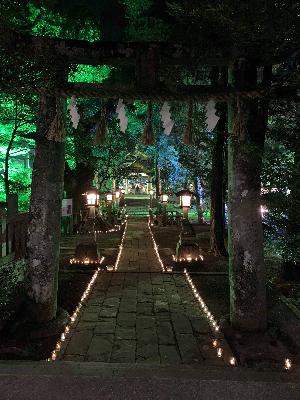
left=25, top=93, right=66, bottom=323
left=210, top=110, right=228, bottom=256
left=227, top=60, right=271, bottom=332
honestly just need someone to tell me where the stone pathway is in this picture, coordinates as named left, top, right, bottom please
left=118, top=218, right=161, bottom=272
left=59, top=218, right=228, bottom=365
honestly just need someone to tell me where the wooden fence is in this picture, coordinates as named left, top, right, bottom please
left=0, top=211, right=28, bottom=261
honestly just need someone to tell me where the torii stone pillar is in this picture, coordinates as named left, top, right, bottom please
left=25, top=93, right=66, bottom=323
left=227, top=59, right=270, bottom=332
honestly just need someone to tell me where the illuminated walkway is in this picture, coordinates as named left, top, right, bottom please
left=59, top=218, right=230, bottom=365
left=117, top=218, right=161, bottom=272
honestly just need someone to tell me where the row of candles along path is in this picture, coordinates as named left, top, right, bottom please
left=148, top=220, right=293, bottom=371
left=148, top=220, right=238, bottom=366
left=49, top=219, right=293, bottom=370
left=47, top=257, right=105, bottom=361
left=48, top=221, right=129, bottom=361
left=183, top=268, right=292, bottom=370
left=76, top=223, right=125, bottom=235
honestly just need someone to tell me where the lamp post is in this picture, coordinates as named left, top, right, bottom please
left=85, top=188, right=99, bottom=218
left=114, top=188, right=121, bottom=206
left=177, top=190, right=193, bottom=220
left=105, top=191, right=113, bottom=224
left=160, top=193, right=169, bottom=226
left=149, top=189, right=154, bottom=208
left=161, top=194, right=169, bottom=204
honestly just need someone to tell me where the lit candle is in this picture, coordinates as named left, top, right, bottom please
left=229, top=357, right=236, bottom=366
left=284, top=358, right=292, bottom=370
left=217, top=347, right=223, bottom=358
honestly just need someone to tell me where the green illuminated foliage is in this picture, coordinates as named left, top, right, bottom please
left=68, top=65, right=112, bottom=83
left=0, top=94, right=36, bottom=211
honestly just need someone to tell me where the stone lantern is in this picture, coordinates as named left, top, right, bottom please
left=176, top=189, right=193, bottom=220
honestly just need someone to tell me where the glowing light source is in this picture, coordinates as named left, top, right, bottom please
left=260, top=205, right=268, bottom=216
left=177, top=189, right=193, bottom=208
left=106, top=192, right=113, bottom=202
left=85, top=188, right=99, bottom=206
left=229, top=357, right=236, bottom=366
left=284, top=358, right=292, bottom=370
left=161, top=194, right=169, bottom=204
left=217, top=348, right=223, bottom=358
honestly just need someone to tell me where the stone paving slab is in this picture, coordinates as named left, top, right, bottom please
left=117, top=219, right=162, bottom=272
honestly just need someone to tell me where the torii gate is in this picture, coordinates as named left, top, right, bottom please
left=1, top=29, right=297, bottom=331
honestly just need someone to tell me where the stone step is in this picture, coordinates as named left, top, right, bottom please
left=0, top=361, right=299, bottom=400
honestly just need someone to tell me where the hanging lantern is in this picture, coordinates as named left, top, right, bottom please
left=183, top=101, right=194, bottom=145
left=95, top=107, right=107, bottom=145
left=85, top=188, right=99, bottom=207
left=142, top=101, right=154, bottom=145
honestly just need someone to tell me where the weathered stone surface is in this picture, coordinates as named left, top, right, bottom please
left=115, top=327, right=136, bottom=340
left=81, top=312, right=99, bottom=322
left=117, top=312, right=136, bottom=327
left=119, top=300, right=137, bottom=313
left=159, top=345, right=181, bottom=364
left=137, top=302, right=154, bottom=315
left=136, top=343, right=160, bottom=363
left=136, top=316, right=156, bottom=330
left=103, top=297, right=120, bottom=308
left=94, top=320, right=116, bottom=334
left=154, top=300, right=169, bottom=313
left=87, top=334, right=114, bottom=361
left=75, top=321, right=96, bottom=331
left=153, top=286, right=165, bottom=295
left=176, top=334, right=203, bottom=363
left=157, top=321, right=176, bottom=345
left=190, top=317, right=211, bottom=334
left=64, top=331, right=93, bottom=356
left=172, top=313, right=193, bottom=334
left=167, top=293, right=181, bottom=304
left=99, top=308, right=118, bottom=318
left=111, top=340, right=136, bottom=363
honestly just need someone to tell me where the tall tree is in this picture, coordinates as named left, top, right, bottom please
left=209, top=67, right=228, bottom=256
